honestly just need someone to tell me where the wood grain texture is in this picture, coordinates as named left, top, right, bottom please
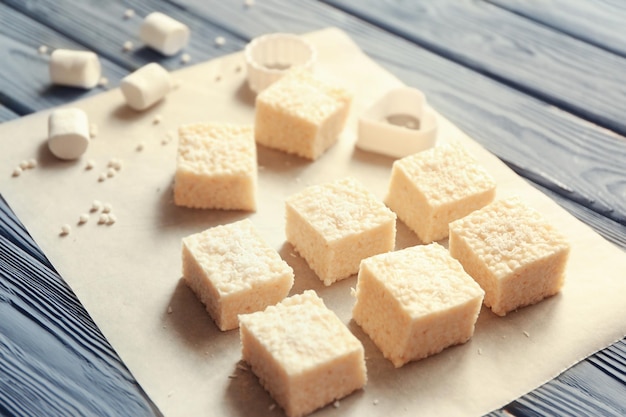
left=0, top=3, right=127, bottom=115
left=168, top=0, right=626, bottom=227
left=488, top=0, right=626, bottom=58
left=322, top=0, right=626, bottom=138
left=0, top=105, right=17, bottom=123
left=0, top=197, right=160, bottom=417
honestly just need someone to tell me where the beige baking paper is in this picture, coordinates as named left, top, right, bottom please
left=1, top=28, right=625, bottom=417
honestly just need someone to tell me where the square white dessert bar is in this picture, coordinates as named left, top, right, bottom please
left=174, top=122, right=257, bottom=211
left=254, top=69, right=352, bottom=160
left=449, top=197, right=570, bottom=316
left=385, top=142, right=496, bottom=243
left=353, top=243, right=484, bottom=368
left=182, top=219, right=293, bottom=331
left=239, top=290, right=367, bottom=417
left=285, top=176, right=396, bottom=285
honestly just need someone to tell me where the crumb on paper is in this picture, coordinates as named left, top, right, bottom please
left=60, top=224, right=71, bottom=236
left=98, top=214, right=109, bottom=225
left=136, top=143, right=145, bottom=152
left=373, top=399, right=379, bottom=406
left=91, top=200, right=102, bottom=212
left=106, top=213, right=117, bottom=225
left=123, top=40, right=134, bottom=52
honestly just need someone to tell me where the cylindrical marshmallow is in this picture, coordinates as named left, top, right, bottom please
left=140, top=12, right=190, bottom=56
left=357, top=87, right=438, bottom=158
left=48, top=108, right=90, bottom=160
left=244, top=33, right=316, bottom=93
left=120, top=63, right=171, bottom=111
left=49, top=49, right=101, bottom=89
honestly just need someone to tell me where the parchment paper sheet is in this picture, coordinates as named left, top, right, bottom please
left=2, top=28, right=625, bottom=417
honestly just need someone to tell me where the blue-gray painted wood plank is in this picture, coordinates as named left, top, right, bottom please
left=488, top=0, right=626, bottom=58
left=0, top=2, right=127, bottom=115
left=0, top=106, right=17, bottom=123
left=0, top=197, right=161, bottom=417
left=321, top=0, right=626, bottom=139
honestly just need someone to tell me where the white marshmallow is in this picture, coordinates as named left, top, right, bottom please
left=49, top=49, right=101, bottom=89
left=48, top=108, right=90, bottom=160
left=120, top=63, right=171, bottom=111
left=140, top=12, right=190, bottom=56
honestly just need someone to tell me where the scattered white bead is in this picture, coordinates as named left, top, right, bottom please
left=244, top=0, right=255, bottom=7
left=106, top=168, right=116, bottom=178
left=12, top=167, right=22, bottom=177
left=108, top=158, right=123, bottom=171
left=38, top=45, right=49, bottom=55
left=180, top=53, right=191, bottom=64
left=60, top=224, right=71, bottom=236
left=102, top=203, right=113, bottom=213
left=333, top=400, right=340, bottom=409
left=123, top=8, right=135, bottom=19
left=136, top=143, right=145, bottom=152
left=78, top=213, right=89, bottom=225
left=373, top=399, right=379, bottom=406
left=98, top=213, right=109, bottom=224
left=214, top=36, right=226, bottom=46
left=106, top=213, right=117, bottom=225
left=153, top=114, right=163, bottom=124
left=26, top=159, right=37, bottom=169
left=523, top=330, right=530, bottom=338
left=91, top=200, right=102, bottom=212
left=98, top=172, right=107, bottom=182
left=98, top=76, right=109, bottom=87
left=123, top=40, right=134, bottom=52
left=19, top=160, right=30, bottom=170
left=85, top=160, right=95, bottom=170
left=234, top=65, right=242, bottom=73
left=89, top=123, right=98, bottom=138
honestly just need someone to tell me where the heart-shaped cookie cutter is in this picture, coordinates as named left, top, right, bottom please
left=357, top=87, right=438, bottom=158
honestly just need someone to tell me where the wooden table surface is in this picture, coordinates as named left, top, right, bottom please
left=1, top=0, right=625, bottom=416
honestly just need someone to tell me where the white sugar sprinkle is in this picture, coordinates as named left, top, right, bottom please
left=26, top=159, right=37, bottom=169
left=172, top=79, right=182, bottom=89
left=91, top=200, right=102, bottom=212
left=373, top=399, right=379, bottom=405
left=153, top=114, right=162, bottom=124
left=19, top=160, right=29, bottom=170
left=106, top=168, right=116, bottom=178
left=102, top=203, right=112, bottom=213
left=123, top=40, right=134, bottom=52
left=98, top=173, right=106, bottom=182
left=136, top=143, right=145, bottom=152
left=78, top=213, right=89, bottom=225
left=123, top=9, right=135, bottom=19
left=523, top=330, right=530, bottom=338
left=98, top=213, right=109, bottom=225
left=215, top=36, right=226, bottom=46
left=85, top=160, right=95, bottom=170
left=60, top=224, right=71, bottom=236
left=180, top=53, right=191, bottom=64
left=89, top=123, right=98, bottom=138
left=244, top=0, right=255, bottom=7
left=38, top=45, right=49, bottom=55
left=106, top=213, right=117, bottom=225
left=98, top=76, right=109, bottom=87
left=12, top=167, right=22, bottom=177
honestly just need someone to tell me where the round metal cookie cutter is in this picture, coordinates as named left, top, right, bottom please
left=244, top=33, right=317, bottom=94
left=357, top=87, right=438, bottom=158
